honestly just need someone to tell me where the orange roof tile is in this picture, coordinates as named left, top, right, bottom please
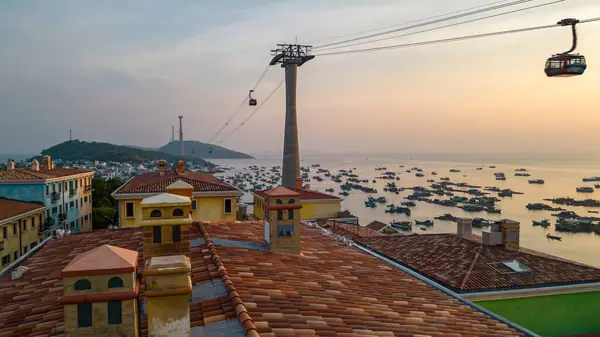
left=255, top=187, right=340, bottom=201
left=263, top=186, right=300, bottom=197
left=354, top=233, right=600, bottom=292
left=116, top=170, right=238, bottom=194
left=0, top=198, right=45, bottom=221
left=61, top=244, right=138, bottom=277
left=365, top=220, right=388, bottom=232
left=0, top=222, right=526, bottom=337
left=0, top=167, right=92, bottom=181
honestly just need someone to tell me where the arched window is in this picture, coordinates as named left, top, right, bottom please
left=172, top=208, right=184, bottom=217
left=277, top=210, right=283, bottom=221
left=150, top=209, right=162, bottom=218
left=288, top=209, right=294, bottom=220
left=74, top=279, right=91, bottom=290
left=108, top=277, right=123, bottom=288
left=276, top=199, right=283, bottom=204
left=288, top=199, right=295, bottom=204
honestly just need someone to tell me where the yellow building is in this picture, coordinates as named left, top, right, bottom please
left=262, top=187, right=303, bottom=254
left=253, top=187, right=342, bottom=221
left=111, top=160, right=241, bottom=227
left=59, top=244, right=139, bottom=337
left=0, top=198, right=47, bottom=270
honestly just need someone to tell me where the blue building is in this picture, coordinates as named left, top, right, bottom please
left=0, top=156, right=95, bottom=237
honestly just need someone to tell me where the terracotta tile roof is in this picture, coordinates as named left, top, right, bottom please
left=263, top=186, right=300, bottom=197
left=0, top=222, right=525, bottom=337
left=200, top=221, right=523, bottom=336
left=354, top=233, right=600, bottom=292
left=61, top=245, right=138, bottom=277
left=116, top=170, right=238, bottom=194
left=0, top=167, right=92, bottom=181
left=255, top=187, right=340, bottom=201
left=365, top=220, right=387, bottom=232
left=0, top=198, right=45, bottom=221
left=0, top=228, right=144, bottom=337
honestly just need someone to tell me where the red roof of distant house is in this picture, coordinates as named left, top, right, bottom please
left=114, top=170, right=238, bottom=194
left=263, top=186, right=300, bottom=197
left=0, top=167, right=92, bottom=181
left=354, top=233, right=600, bottom=292
left=0, top=198, right=46, bottom=221
left=365, top=220, right=388, bottom=232
left=255, top=187, right=340, bottom=201
left=0, top=222, right=524, bottom=337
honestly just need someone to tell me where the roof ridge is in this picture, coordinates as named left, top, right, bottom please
left=459, top=246, right=482, bottom=290
left=198, top=225, right=260, bottom=337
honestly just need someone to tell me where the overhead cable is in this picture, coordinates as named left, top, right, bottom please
left=314, top=0, right=537, bottom=50
left=310, top=0, right=517, bottom=46
left=207, top=64, right=272, bottom=144
left=317, top=0, right=564, bottom=52
left=315, top=17, right=600, bottom=57
left=217, top=79, right=285, bottom=145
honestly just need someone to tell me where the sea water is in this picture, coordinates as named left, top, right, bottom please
left=213, top=153, right=600, bottom=268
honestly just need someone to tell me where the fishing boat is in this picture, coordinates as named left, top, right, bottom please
left=401, top=201, right=416, bottom=207
left=449, top=169, right=461, bottom=173
left=576, top=187, right=594, bottom=193
left=415, top=220, right=434, bottom=226
left=339, top=191, right=349, bottom=196
left=528, top=179, right=545, bottom=184
left=514, top=172, right=531, bottom=177
left=583, top=176, right=600, bottom=182
left=431, top=172, right=438, bottom=175
left=390, top=221, right=412, bottom=231
left=532, top=219, right=551, bottom=227
left=546, top=233, right=562, bottom=241
left=472, top=218, right=491, bottom=228
left=325, top=188, right=335, bottom=192
left=489, top=165, right=496, bottom=168
left=595, top=184, right=600, bottom=189
left=416, top=173, right=424, bottom=177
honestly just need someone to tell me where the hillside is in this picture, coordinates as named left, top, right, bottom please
left=158, top=141, right=253, bottom=159
left=38, top=140, right=212, bottom=165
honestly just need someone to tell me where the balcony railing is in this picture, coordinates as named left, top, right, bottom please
left=51, top=192, right=60, bottom=202
left=84, top=185, right=92, bottom=192
left=41, top=218, right=55, bottom=232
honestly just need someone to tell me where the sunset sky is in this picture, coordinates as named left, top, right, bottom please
left=1, top=0, right=599, bottom=155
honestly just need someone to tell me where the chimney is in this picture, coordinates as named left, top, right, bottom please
left=157, top=160, right=166, bottom=176
left=143, top=255, right=191, bottom=337
left=31, top=159, right=39, bottom=171
left=50, top=161, right=55, bottom=169
left=177, top=160, right=185, bottom=174
left=7, top=161, right=15, bottom=170
left=42, top=155, right=51, bottom=169
left=456, top=218, right=473, bottom=238
left=499, top=219, right=520, bottom=251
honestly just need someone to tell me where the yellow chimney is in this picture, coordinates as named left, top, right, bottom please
left=157, top=160, right=166, bottom=177
left=7, top=161, right=14, bottom=170
left=143, top=255, right=192, bottom=337
left=177, top=160, right=185, bottom=174
left=31, top=159, right=39, bottom=171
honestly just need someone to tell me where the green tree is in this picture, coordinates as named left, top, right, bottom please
left=91, top=177, right=123, bottom=229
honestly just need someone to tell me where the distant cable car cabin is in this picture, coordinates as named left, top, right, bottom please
left=545, top=18, right=587, bottom=77
left=249, top=89, right=257, bottom=106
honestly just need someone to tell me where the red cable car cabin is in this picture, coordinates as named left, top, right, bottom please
left=545, top=54, right=587, bottom=77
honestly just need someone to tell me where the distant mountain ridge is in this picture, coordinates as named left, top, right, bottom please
left=158, top=141, right=253, bottom=159
left=37, top=140, right=211, bottom=165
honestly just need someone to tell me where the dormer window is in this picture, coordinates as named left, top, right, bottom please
left=288, top=199, right=295, bottom=204
left=276, top=199, right=283, bottom=204
left=150, top=210, right=162, bottom=218
left=108, top=277, right=123, bottom=288
left=172, top=208, right=184, bottom=217
left=74, top=279, right=91, bottom=290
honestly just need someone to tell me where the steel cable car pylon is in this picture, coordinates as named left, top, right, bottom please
left=544, top=18, right=587, bottom=77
